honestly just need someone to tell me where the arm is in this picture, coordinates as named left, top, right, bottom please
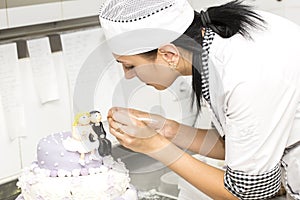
left=108, top=107, right=225, bottom=160
left=72, top=126, right=80, bottom=140
left=100, top=122, right=107, bottom=135
left=168, top=152, right=233, bottom=200
left=90, top=126, right=98, bottom=139
left=169, top=121, right=225, bottom=160
left=110, top=120, right=236, bottom=200
left=108, top=109, right=235, bottom=199
left=162, top=142, right=236, bottom=200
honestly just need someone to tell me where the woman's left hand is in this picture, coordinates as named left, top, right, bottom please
left=107, top=108, right=169, bottom=154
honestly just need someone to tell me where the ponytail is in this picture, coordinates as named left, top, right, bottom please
left=201, top=0, right=265, bottom=38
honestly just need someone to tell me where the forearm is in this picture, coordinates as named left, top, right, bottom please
left=148, top=139, right=237, bottom=200
left=169, top=152, right=237, bottom=200
left=171, top=123, right=225, bottom=160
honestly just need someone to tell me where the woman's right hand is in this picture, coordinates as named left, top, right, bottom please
left=107, top=107, right=179, bottom=140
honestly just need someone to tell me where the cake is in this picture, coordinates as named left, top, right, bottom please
left=16, top=111, right=138, bottom=200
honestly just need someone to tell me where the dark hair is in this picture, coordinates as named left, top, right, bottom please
left=90, top=110, right=101, bottom=115
left=141, top=0, right=265, bottom=111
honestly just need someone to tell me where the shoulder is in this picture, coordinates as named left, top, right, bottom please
left=210, top=10, right=300, bottom=59
left=209, top=10, right=300, bottom=82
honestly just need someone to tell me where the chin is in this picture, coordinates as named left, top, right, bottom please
left=147, top=83, right=167, bottom=90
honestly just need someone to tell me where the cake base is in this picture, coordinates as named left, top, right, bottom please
left=16, top=164, right=138, bottom=200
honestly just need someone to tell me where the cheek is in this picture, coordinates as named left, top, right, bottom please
left=124, top=69, right=136, bottom=79
left=134, top=65, right=157, bottom=82
left=134, top=64, right=180, bottom=88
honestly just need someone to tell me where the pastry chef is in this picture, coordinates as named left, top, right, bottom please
left=101, top=0, right=300, bottom=199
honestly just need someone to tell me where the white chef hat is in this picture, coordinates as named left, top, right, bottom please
left=99, top=0, right=194, bottom=55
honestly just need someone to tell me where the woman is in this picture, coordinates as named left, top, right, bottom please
left=100, top=0, right=300, bottom=199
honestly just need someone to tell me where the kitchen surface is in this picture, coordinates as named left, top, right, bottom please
left=1, top=0, right=300, bottom=199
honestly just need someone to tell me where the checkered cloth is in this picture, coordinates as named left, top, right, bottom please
left=224, top=163, right=281, bottom=199
left=200, top=28, right=215, bottom=105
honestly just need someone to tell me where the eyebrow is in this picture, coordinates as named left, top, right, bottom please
left=116, top=59, right=132, bottom=66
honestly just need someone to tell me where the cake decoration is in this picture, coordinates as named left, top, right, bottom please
left=89, top=110, right=112, bottom=156
left=63, top=112, right=101, bottom=166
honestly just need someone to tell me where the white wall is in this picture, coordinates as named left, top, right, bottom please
left=189, top=0, right=300, bottom=26
left=2, top=0, right=300, bottom=29
left=0, top=0, right=8, bottom=29
left=0, top=0, right=104, bottom=29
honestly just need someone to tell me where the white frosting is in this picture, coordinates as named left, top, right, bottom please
left=17, top=164, right=135, bottom=200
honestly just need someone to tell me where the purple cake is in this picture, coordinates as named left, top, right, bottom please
left=37, top=132, right=103, bottom=177
left=16, top=131, right=138, bottom=200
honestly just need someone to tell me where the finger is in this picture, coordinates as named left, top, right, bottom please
left=108, top=107, right=131, bottom=119
left=109, top=125, right=135, bottom=149
left=108, top=117, right=126, bottom=131
left=127, top=108, right=152, bottom=120
left=113, top=110, right=143, bottom=126
left=122, top=125, right=157, bottom=139
left=109, top=124, right=126, bottom=140
left=127, top=108, right=163, bottom=127
left=109, top=116, right=145, bottom=138
left=107, top=107, right=121, bottom=118
left=110, top=108, right=157, bottom=126
left=109, top=115, right=156, bottom=139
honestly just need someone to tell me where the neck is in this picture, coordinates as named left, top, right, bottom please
left=176, top=29, right=205, bottom=76
left=177, top=47, right=193, bottom=76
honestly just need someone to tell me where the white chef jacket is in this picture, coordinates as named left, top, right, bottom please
left=206, top=11, right=300, bottom=198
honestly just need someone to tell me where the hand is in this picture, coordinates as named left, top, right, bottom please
left=107, top=107, right=179, bottom=140
left=93, top=133, right=98, bottom=139
left=107, top=107, right=170, bottom=154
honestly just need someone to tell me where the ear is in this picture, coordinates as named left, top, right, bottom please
left=158, top=44, right=180, bottom=66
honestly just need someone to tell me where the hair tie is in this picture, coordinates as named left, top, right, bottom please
left=200, top=10, right=211, bottom=27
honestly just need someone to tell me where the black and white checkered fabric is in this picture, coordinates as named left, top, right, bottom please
left=201, top=28, right=215, bottom=105
left=224, top=163, right=282, bottom=199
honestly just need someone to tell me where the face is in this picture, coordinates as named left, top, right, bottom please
left=114, top=53, right=181, bottom=90
left=90, top=112, right=102, bottom=123
left=78, top=114, right=90, bottom=125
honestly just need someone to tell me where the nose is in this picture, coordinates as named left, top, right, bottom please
left=123, top=67, right=136, bottom=79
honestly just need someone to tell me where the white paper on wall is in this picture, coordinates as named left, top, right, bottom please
left=28, top=37, right=60, bottom=104
left=0, top=43, right=26, bottom=140
left=51, top=50, right=73, bottom=126
left=61, top=27, right=105, bottom=99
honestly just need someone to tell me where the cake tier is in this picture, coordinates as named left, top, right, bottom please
left=17, top=164, right=137, bottom=200
left=37, top=132, right=102, bottom=176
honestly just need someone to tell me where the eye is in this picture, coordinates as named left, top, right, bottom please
left=124, top=65, right=135, bottom=70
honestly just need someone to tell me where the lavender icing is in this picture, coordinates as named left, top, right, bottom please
left=37, top=132, right=102, bottom=176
